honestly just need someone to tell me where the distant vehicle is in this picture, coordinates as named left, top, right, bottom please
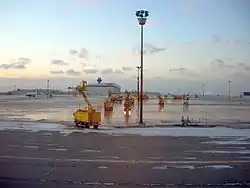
left=243, top=92, right=250, bottom=96
left=25, top=92, right=36, bottom=97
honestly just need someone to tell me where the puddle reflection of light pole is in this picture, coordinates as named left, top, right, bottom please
left=228, top=80, right=231, bottom=100
left=135, top=10, right=149, bottom=126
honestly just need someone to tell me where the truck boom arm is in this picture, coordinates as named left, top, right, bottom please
left=69, top=80, right=93, bottom=109
left=79, top=90, right=93, bottom=109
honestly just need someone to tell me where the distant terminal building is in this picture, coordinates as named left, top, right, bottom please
left=87, top=83, right=121, bottom=96
left=86, top=77, right=121, bottom=96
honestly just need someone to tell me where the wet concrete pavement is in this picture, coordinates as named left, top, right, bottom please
left=0, top=95, right=250, bottom=127
left=0, top=129, right=250, bottom=187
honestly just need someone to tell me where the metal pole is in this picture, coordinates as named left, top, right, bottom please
left=202, top=84, right=204, bottom=99
left=228, top=81, right=231, bottom=100
left=139, top=25, right=144, bottom=124
left=47, top=80, right=49, bottom=99
left=137, top=67, right=140, bottom=113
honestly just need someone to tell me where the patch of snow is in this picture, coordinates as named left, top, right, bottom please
left=173, top=165, right=195, bottom=170
left=240, top=156, right=250, bottom=159
left=1, top=121, right=250, bottom=138
left=202, top=165, right=233, bottom=169
left=98, top=156, right=120, bottom=159
left=98, top=166, right=108, bottom=169
left=99, top=127, right=250, bottom=138
left=147, top=156, right=162, bottom=160
left=184, top=157, right=196, bottom=160
left=80, top=149, right=101, bottom=153
left=48, top=148, right=68, bottom=151
left=201, top=150, right=250, bottom=154
left=152, top=165, right=168, bottom=170
left=202, top=140, right=250, bottom=145
left=7, top=145, right=21, bottom=148
left=24, top=145, right=39, bottom=149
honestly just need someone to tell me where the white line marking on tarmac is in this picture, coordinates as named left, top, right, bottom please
left=98, top=156, right=120, bottom=159
left=98, top=166, right=108, bottom=169
left=80, top=149, right=101, bottom=153
left=24, top=145, right=39, bottom=149
left=147, top=156, right=162, bottom=160
left=173, top=165, right=195, bottom=170
left=7, top=145, right=20, bottom=148
left=184, top=157, right=196, bottom=160
left=152, top=165, right=168, bottom=170
left=201, top=165, right=233, bottom=169
left=48, top=148, right=67, bottom=151
left=0, top=156, right=249, bottom=165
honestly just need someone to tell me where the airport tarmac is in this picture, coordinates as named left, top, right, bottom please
left=0, top=95, right=249, bottom=127
left=0, top=97, right=250, bottom=187
left=0, top=127, right=250, bottom=187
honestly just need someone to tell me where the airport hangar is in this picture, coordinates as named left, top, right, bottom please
left=86, top=83, right=121, bottom=96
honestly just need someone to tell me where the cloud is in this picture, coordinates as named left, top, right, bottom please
left=122, top=66, right=133, bottom=71
left=99, top=68, right=124, bottom=75
left=211, top=34, right=222, bottom=43
left=83, top=68, right=99, bottom=74
left=234, top=39, right=242, bottom=44
left=50, top=70, right=64, bottom=75
left=69, top=49, right=78, bottom=55
left=132, top=43, right=167, bottom=55
left=50, top=69, right=82, bottom=76
left=114, top=69, right=124, bottom=74
left=101, top=68, right=113, bottom=75
left=78, top=48, right=89, bottom=59
left=69, top=48, right=89, bottom=60
left=0, top=57, right=31, bottom=69
left=231, top=63, right=250, bottom=75
left=210, top=59, right=235, bottom=69
left=169, top=68, right=187, bottom=73
left=18, top=57, right=31, bottom=62
left=51, top=59, right=69, bottom=66
left=168, top=67, right=199, bottom=77
left=65, top=69, right=81, bottom=76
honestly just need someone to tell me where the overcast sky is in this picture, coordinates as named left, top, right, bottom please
left=0, top=0, right=250, bottom=94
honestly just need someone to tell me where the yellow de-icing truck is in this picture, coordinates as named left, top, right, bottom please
left=70, top=80, right=101, bottom=129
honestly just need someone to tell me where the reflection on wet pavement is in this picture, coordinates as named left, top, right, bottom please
left=0, top=95, right=250, bottom=127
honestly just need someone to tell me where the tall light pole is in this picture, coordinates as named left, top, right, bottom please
left=47, top=80, right=50, bottom=99
left=135, top=10, right=149, bottom=125
left=228, top=80, right=231, bottom=100
left=136, top=66, right=141, bottom=116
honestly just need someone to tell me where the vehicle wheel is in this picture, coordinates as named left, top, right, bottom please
left=94, top=125, right=98, bottom=129
left=80, top=122, right=85, bottom=129
left=75, top=122, right=80, bottom=128
left=85, top=124, right=90, bottom=129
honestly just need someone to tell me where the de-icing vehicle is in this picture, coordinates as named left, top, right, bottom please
left=104, top=90, right=114, bottom=111
left=158, top=95, right=165, bottom=106
left=123, top=90, right=134, bottom=117
left=69, top=80, right=101, bottom=129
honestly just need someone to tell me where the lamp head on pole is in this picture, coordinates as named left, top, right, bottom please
left=135, top=10, right=149, bottom=25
